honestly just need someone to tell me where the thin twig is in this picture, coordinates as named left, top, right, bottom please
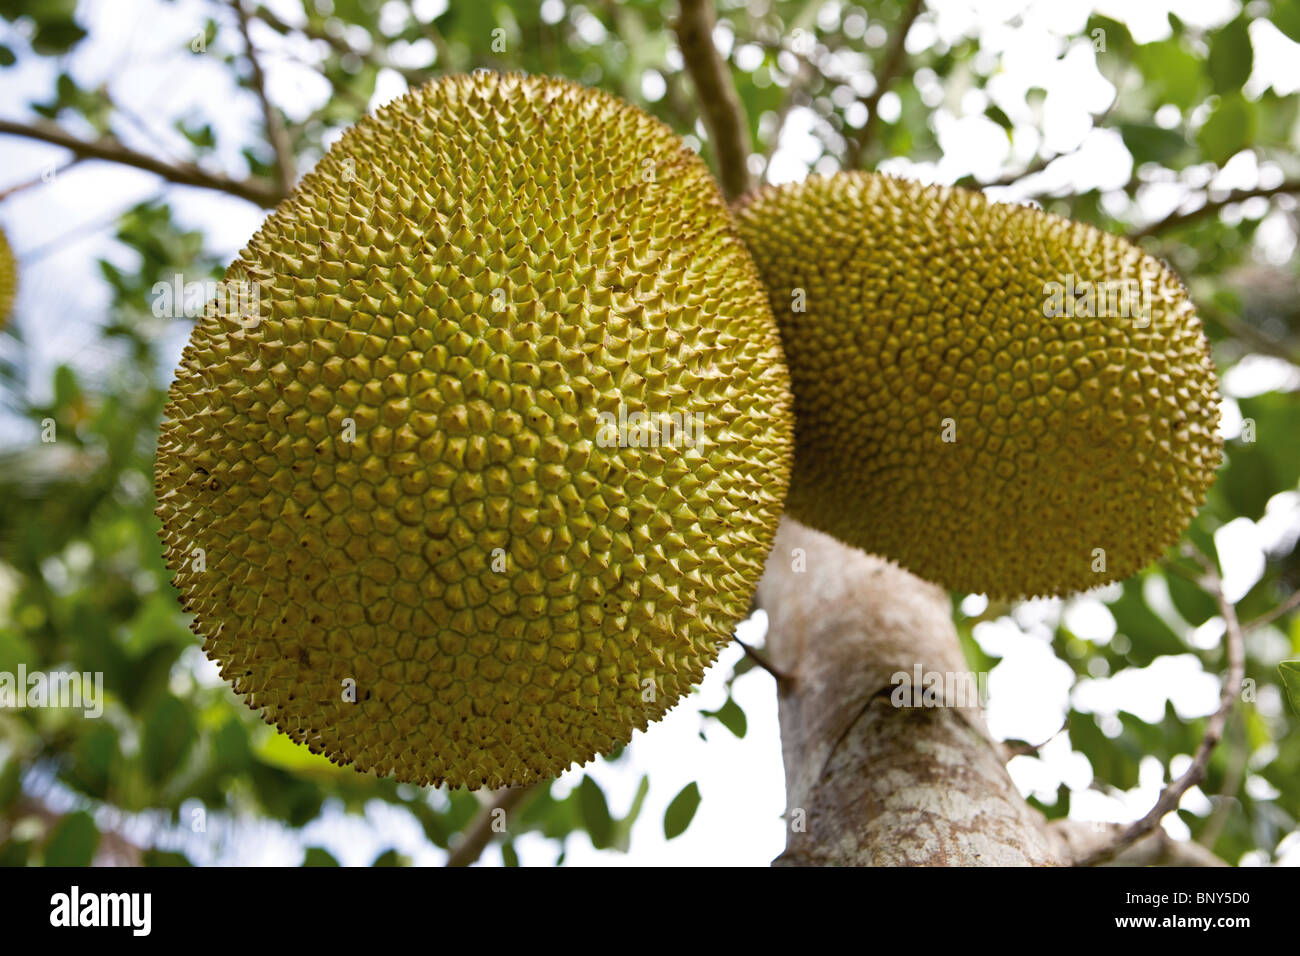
left=1002, top=722, right=1065, bottom=761
left=1198, top=302, right=1300, bottom=366
left=674, top=0, right=754, bottom=199
left=255, top=3, right=432, bottom=86
left=443, top=785, right=536, bottom=867
left=963, top=89, right=1121, bottom=192
left=17, top=196, right=163, bottom=263
left=1131, top=179, right=1300, bottom=240
left=735, top=636, right=790, bottom=684
left=758, top=50, right=814, bottom=176
left=1244, top=588, right=1300, bottom=633
left=233, top=0, right=296, bottom=196
left=974, top=151, right=1059, bottom=189
left=1197, top=710, right=1246, bottom=852
left=660, top=68, right=699, bottom=134
left=1076, top=553, right=1246, bottom=866
left=0, top=158, right=82, bottom=201
left=843, top=0, right=924, bottom=170
left=0, top=118, right=285, bottom=206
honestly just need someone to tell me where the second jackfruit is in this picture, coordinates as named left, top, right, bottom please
left=735, top=172, right=1221, bottom=599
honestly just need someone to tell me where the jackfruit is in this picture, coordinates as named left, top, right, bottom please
left=155, top=73, right=793, bottom=789
left=0, top=228, right=14, bottom=328
left=735, top=172, right=1221, bottom=599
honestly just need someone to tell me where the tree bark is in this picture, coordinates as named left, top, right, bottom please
left=759, top=518, right=1068, bottom=865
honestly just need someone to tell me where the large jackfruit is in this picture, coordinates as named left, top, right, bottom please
left=735, top=172, right=1221, bottom=599
left=155, top=73, right=793, bottom=788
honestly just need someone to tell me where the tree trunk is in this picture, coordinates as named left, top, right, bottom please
left=759, top=519, right=1061, bottom=865
left=758, top=519, right=1227, bottom=867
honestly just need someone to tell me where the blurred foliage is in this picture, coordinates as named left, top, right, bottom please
left=0, top=0, right=1298, bottom=866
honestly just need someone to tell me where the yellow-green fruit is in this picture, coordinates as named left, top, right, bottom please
left=0, top=227, right=15, bottom=328
left=735, top=172, right=1221, bottom=599
left=155, top=73, right=793, bottom=788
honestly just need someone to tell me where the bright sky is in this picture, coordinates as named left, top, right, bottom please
left=1, top=0, right=1298, bottom=865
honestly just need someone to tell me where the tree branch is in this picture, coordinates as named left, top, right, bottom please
left=1130, top=179, right=1300, bottom=240
left=1198, top=301, right=1300, bottom=366
left=844, top=0, right=924, bottom=170
left=1197, top=710, right=1246, bottom=853
left=960, top=83, right=1121, bottom=193
left=1076, top=553, right=1246, bottom=866
left=0, top=158, right=81, bottom=200
left=758, top=54, right=812, bottom=178
left=761, top=519, right=1230, bottom=867
left=760, top=519, right=1065, bottom=865
left=674, top=0, right=753, bottom=200
left=1244, top=588, right=1300, bottom=633
left=1000, top=722, right=1065, bottom=760
left=0, top=118, right=286, bottom=207
left=233, top=0, right=296, bottom=196
left=1052, top=820, right=1227, bottom=866
left=734, top=636, right=790, bottom=685
left=443, top=785, right=535, bottom=867
left=254, top=3, right=433, bottom=87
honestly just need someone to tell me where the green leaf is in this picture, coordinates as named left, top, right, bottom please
left=370, top=848, right=405, bottom=866
left=302, top=846, right=340, bottom=866
left=605, top=774, right=651, bottom=852
left=141, top=694, right=197, bottom=784
left=1165, top=571, right=1218, bottom=627
left=701, top=696, right=747, bottom=738
left=44, top=810, right=99, bottom=866
left=142, top=849, right=192, bottom=866
left=1069, top=712, right=1141, bottom=790
left=1238, top=392, right=1300, bottom=495
left=501, top=841, right=520, bottom=867
left=0, top=840, right=31, bottom=867
left=30, top=17, right=87, bottom=55
left=0, top=758, right=20, bottom=810
left=577, top=775, right=613, bottom=849
left=176, top=120, right=216, bottom=150
left=53, top=364, right=81, bottom=410
left=984, top=104, right=1013, bottom=131
left=1207, top=18, right=1252, bottom=94
left=663, top=782, right=701, bottom=840
left=1134, top=37, right=1202, bottom=110
left=1218, top=392, right=1300, bottom=520
left=1220, top=442, right=1277, bottom=520
left=1107, top=576, right=1184, bottom=666
left=1119, top=122, right=1187, bottom=165
left=65, top=722, right=119, bottom=800
left=1280, top=661, right=1300, bottom=716
left=1271, top=0, right=1300, bottom=44
left=1197, top=94, right=1255, bottom=165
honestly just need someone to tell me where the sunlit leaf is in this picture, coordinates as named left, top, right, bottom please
left=578, top=775, right=613, bottom=849
left=663, top=782, right=701, bottom=840
left=43, top=811, right=99, bottom=866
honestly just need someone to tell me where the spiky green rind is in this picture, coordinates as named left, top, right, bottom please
left=156, top=73, right=793, bottom=788
left=735, top=172, right=1221, bottom=599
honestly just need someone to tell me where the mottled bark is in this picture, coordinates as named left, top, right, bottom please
left=759, top=518, right=1063, bottom=865
left=758, top=519, right=1229, bottom=867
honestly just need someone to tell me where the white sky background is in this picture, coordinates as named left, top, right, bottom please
left=1, top=0, right=1298, bottom=865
